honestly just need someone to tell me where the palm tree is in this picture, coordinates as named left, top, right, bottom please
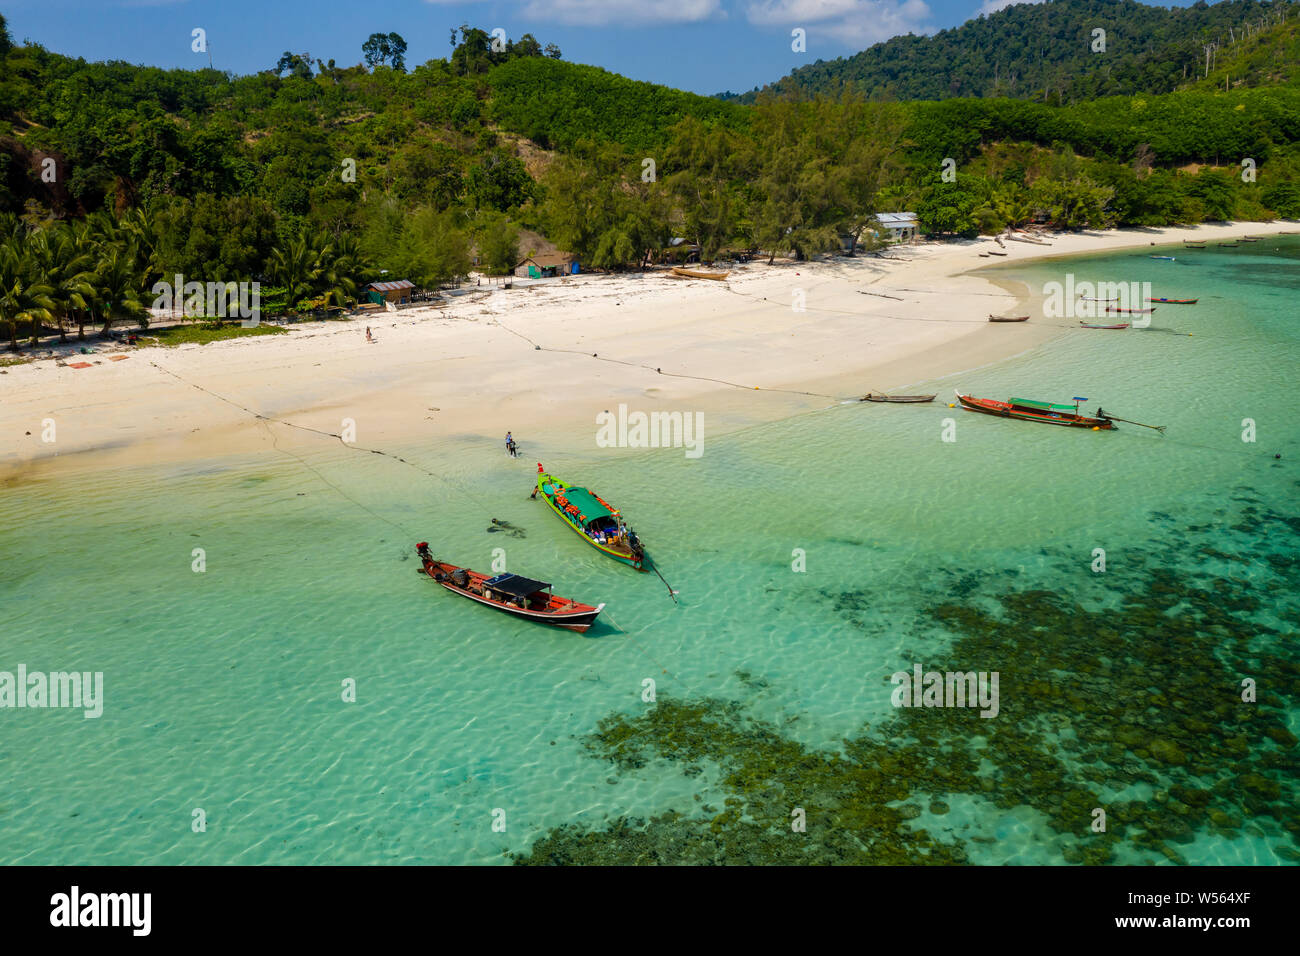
left=0, top=238, right=55, bottom=351
left=32, top=225, right=97, bottom=344
left=267, top=230, right=325, bottom=311
left=91, top=243, right=148, bottom=336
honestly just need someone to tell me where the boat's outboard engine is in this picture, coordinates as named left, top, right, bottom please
left=451, top=568, right=469, bottom=588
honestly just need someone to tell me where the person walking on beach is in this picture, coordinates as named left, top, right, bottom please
left=365, top=327, right=374, bottom=343
left=505, top=432, right=518, bottom=458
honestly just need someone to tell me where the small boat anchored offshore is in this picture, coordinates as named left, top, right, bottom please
left=415, top=544, right=605, bottom=633
left=989, top=314, right=1030, bottom=322
left=1106, top=306, right=1156, bottom=314
left=1080, top=321, right=1130, bottom=329
left=1150, top=255, right=1176, bottom=260
left=955, top=391, right=1115, bottom=429
left=533, top=464, right=648, bottom=570
left=1148, top=297, right=1198, bottom=305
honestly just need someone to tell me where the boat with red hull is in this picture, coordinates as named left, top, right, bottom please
left=1148, top=297, right=1198, bottom=305
left=415, top=543, right=604, bottom=632
left=955, top=391, right=1115, bottom=429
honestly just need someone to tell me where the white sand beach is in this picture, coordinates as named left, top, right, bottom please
left=2, top=221, right=1293, bottom=479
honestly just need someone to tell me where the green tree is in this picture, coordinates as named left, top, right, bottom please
left=0, top=236, right=55, bottom=350
left=362, top=33, right=407, bottom=72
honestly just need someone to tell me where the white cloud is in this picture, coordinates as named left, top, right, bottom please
left=517, top=0, right=724, bottom=26
left=976, top=0, right=1046, bottom=16
left=744, top=0, right=933, bottom=48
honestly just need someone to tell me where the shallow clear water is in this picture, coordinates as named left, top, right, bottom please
left=1, top=239, right=1297, bottom=864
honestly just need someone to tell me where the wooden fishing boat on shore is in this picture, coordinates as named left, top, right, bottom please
left=671, top=266, right=730, bottom=281
left=988, top=314, right=1029, bottom=322
left=1148, top=297, right=1198, bottom=305
left=859, top=393, right=936, bottom=403
left=1080, top=321, right=1130, bottom=329
left=955, top=391, right=1115, bottom=429
left=1106, top=306, right=1155, bottom=314
left=1217, top=242, right=1239, bottom=248
left=415, top=544, right=605, bottom=633
left=533, top=464, right=647, bottom=570
left=987, top=250, right=1008, bottom=256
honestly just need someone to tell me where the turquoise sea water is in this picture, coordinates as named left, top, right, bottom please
left=1, top=239, right=1297, bottom=864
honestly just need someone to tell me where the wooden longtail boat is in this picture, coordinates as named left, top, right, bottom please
left=1183, top=241, right=1207, bottom=247
left=671, top=266, right=730, bottom=281
left=1150, top=255, right=1176, bottom=260
left=1148, top=297, right=1198, bottom=305
left=533, top=464, right=647, bottom=571
left=1217, top=242, right=1239, bottom=248
left=955, top=391, right=1115, bottom=429
left=987, top=250, right=1008, bottom=256
left=859, top=393, right=936, bottom=403
left=988, top=314, right=1029, bottom=322
left=1079, top=296, right=1118, bottom=302
left=415, top=544, right=604, bottom=633
left=1080, top=321, right=1130, bottom=329
left=1239, top=237, right=1260, bottom=242
left=1106, top=306, right=1155, bottom=314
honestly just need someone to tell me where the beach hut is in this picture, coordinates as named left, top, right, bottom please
left=515, top=253, right=579, bottom=278
left=366, top=279, right=415, bottom=305
left=874, top=213, right=918, bottom=243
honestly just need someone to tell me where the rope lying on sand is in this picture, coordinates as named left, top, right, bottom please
left=491, top=319, right=852, bottom=400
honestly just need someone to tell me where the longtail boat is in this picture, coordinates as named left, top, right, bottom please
left=987, top=250, right=1008, bottom=256
left=1149, top=255, right=1176, bottom=260
left=988, top=314, right=1029, bottom=322
left=671, top=266, right=730, bottom=281
left=1080, top=321, right=1129, bottom=329
left=533, top=464, right=647, bottom=570
left=1148, top=297, right=1198, bottom=305
left=955, top=391, right=1115, bottom=429
left=415, top=544, right=604, bottom=633
left=1106, top=306, right=1155, bottom=314
left=1078, top=296, right=1118, bottom=302
left=1217, top=242, right=1239, bottom=248
left=1239, top=237, right=1260, bottom=242
left=1183, top=241, right=1207, bottom=247
left=859, top=393, right=936, bottom=403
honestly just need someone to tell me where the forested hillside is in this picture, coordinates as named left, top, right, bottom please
left=1, top=12, right=1299, bottom=351
left=722, top=0, right=1297, bottom=103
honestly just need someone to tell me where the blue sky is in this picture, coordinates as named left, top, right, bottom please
left=5, top=0, right=1200, bottom=96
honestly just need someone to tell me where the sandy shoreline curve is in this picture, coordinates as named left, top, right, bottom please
left=2, top=221, right=1294, bottom=480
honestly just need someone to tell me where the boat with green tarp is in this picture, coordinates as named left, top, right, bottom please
left=532, top=464, right=648, bottom=570
left=955, top=391, right=1115, bottom=429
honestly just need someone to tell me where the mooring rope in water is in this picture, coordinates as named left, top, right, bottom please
left=649, top=561, right=679, bottom=605
left=149, top=360, right=500, bottom=515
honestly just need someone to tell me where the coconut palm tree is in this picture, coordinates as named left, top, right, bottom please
left=267, top=230, right=325, bottom=311
left=0, top=237, right=55, bottom=351
left=91, top=242, right=148, bottom=336
left=31, top=225, right=97, bottom=344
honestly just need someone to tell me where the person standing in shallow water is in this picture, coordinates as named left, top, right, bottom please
left=505, top=432, right=517, bottom=457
